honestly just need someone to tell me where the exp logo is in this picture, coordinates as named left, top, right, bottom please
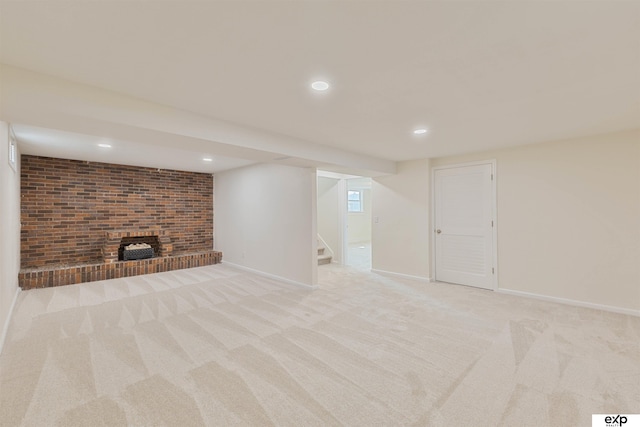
left=605, top=415, right=628, bottom=426
left=594, top=414, right=640, bottom=427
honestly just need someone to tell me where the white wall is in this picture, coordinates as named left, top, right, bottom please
left=372, top=159, right=431, bottom=280
left=431, top=129, right=640, bottom=312
left=214, top=163, right=317, bottom=287
left=317, top=176, right=342, bottom=263
left=0, top=122, right=21, bottom=350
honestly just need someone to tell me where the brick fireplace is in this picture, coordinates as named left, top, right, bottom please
left=19, top=155, right=222, bottom=289
left=19, top=226, right=223, bottom=289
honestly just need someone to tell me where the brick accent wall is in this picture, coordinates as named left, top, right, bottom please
left=21, top=156, right=213, bottom=268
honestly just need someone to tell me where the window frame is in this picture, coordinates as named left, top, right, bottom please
left=347, top=189, right=363, bottom=213
left=8, top=127, right=17, bottom=172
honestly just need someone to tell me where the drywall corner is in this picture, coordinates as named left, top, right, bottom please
left=0, top=122, right=21, bottom=348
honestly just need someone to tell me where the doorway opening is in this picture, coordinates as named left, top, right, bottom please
left=346, top=177, right=371, bottom=269
left=316, top=171, right=372, bottom=270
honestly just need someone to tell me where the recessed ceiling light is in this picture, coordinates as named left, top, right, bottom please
left=203, top=157, right=213, bottom=162
left=311, top=81, right=330, bottom=91
left=98, top=143, right=112, bottom=148
left=413, top=129, right=428, bottom=135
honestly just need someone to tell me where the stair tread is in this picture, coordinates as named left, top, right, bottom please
left=317, top=254, right=332, bottom=265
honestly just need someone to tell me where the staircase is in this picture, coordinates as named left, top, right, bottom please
left=317, top=239, right=332, bottom=265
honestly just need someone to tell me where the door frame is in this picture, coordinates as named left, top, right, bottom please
left=338, top=177, right=348, bottom=265
left=430, top=159, right=498, bottom=290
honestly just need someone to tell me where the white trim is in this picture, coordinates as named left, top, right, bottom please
left=431, top=159, right=498, bottom=291
left=0, top=287, right=21, bottom=355
left=338, top=178, right=347, bottom=265
left=497, top=288, right=640, bottom=317
left=221, top=262, right=318, bottom=290
left=372, top=269, right=431, bottom=283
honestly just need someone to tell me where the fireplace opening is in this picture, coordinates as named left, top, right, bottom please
left=103, top=229, right=173, bottom=264
left=118, top=236, right=160, bottom=261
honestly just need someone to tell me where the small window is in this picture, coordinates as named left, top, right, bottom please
left=8, top=129, right=17, bottom=172
left=347, top=190, right=363, bottom=212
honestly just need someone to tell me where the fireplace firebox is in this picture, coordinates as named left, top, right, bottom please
left=118, top=236, right=159, bottom=261
left=103, top=229, right=173, bottom=263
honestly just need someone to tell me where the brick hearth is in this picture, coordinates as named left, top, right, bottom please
left=18, top=251, right=222, bottom=289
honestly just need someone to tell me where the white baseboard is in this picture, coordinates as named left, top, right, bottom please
left=222, top=262, right=318, bottom=290
left=497, top=288, right=640, bottom=317
left=0, top=286, right=21, bottom=355
left=371, top=269, right=431, bottom=283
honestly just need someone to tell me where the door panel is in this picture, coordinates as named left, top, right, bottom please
left=434, top=163, right=494, bottom=290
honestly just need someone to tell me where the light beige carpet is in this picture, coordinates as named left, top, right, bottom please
left=0, top=263, right=638, bottom=426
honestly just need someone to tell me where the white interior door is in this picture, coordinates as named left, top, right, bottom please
left=434, top=163, right=495, bottom=290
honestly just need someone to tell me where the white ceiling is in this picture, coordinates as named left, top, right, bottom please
left=1, top=1, right=639, bottom=174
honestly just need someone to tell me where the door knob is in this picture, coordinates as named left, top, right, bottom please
left=436, top=229, right=442, bottom=234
